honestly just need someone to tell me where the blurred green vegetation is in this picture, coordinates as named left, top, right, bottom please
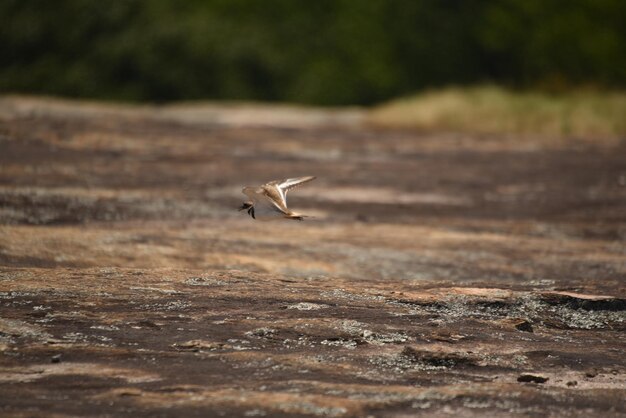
left=369, top=86, right=626, bottom=140
left=1, top=0, right=625, bottom=105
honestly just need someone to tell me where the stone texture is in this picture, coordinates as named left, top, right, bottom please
left=0, top=96, right=625, bottom=417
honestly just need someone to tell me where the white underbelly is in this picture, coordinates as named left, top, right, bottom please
left=252, top=199, right=285, bottom=221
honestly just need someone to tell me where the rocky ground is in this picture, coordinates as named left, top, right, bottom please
left=0, top=96, right=625, bottom=417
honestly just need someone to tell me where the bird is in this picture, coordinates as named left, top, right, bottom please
left=239, top=176, right=316, bottom=221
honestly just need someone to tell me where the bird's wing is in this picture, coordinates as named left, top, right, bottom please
left=266, top=176, right=316, bottom=207
left=242, top=185, right=288, bottom=216
left=261, top=185, right=290, bottom=213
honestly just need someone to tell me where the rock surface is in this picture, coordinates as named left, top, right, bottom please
left=0, top=96, right=625, bottom=417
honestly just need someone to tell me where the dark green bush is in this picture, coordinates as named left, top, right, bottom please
left=1, top=0, right=624, bottom=105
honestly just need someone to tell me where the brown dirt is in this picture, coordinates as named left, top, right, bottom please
left=0, top=96, right=625, bottom=417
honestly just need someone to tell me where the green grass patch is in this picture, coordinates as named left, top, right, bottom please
left=368, top=86, right=626, bottom=141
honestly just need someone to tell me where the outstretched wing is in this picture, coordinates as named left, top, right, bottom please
left=261, top=186, right=290, bottom=213
left=267, top=176, right=316, bottom=207
left=243, top=185, right=289, bottom=217
left=277, top=176, right=316, bottom=192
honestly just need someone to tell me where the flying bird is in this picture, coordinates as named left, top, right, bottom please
left=239, top=176, right=316, bottom=221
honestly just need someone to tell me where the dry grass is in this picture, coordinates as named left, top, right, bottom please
left=368, top=86, right=626, bottom=141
